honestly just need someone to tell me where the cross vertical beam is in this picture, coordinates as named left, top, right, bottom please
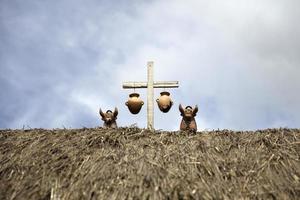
left=147, top=61, right=154, bottom=130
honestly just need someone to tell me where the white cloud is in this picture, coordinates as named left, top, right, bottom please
left=1, top=0, right=299, bottom=130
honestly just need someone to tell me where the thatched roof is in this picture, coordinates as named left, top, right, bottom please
left=0, top=128, right=299, bottom=199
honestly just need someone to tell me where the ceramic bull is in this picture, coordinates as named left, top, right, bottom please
left=99, top=107, right=118, bottom=128
left=179, top=104, right=198, bottom=132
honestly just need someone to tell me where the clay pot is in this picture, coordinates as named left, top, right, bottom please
left=156, top=91, right=173, bottom=113
left=126, top=93, right=144, bottom=114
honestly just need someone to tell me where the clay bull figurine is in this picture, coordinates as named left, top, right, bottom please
left=179, top=104, right=198, bottom=132
left=99, top=107, right=118, bottom=128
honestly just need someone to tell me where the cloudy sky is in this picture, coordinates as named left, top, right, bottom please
left=1, top=0, right=299, bottom=130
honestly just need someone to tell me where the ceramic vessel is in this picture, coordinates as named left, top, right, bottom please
left=156, top=91, right=173, bottom=113
left=126, top=93, right=144, bottom=114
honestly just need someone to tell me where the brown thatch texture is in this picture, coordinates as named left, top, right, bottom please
left=0, top=128, right=299, bottom=200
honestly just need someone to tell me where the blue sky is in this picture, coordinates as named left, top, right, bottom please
left=1, top=0, right=299, bottom=130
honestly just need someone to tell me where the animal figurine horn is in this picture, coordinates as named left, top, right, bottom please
left=179, top=104, right=198, bottom=132
left=99, top=107, right=118, bottom=128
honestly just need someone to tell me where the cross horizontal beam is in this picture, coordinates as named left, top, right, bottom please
left=123, top=81, right=179, bottom=89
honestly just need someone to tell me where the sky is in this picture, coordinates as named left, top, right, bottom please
left=0, top=0, right=299, bottom=130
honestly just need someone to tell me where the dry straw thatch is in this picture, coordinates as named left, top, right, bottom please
left=0, top=127, right=299, bottom=199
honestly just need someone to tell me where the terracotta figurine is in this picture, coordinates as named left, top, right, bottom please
left=179, top=104, right=198, bottom=132
left=99, top=107, right=118, bottom=128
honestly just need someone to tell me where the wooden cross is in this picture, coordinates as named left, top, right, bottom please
left=122, top=61, right=179, bottom=130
